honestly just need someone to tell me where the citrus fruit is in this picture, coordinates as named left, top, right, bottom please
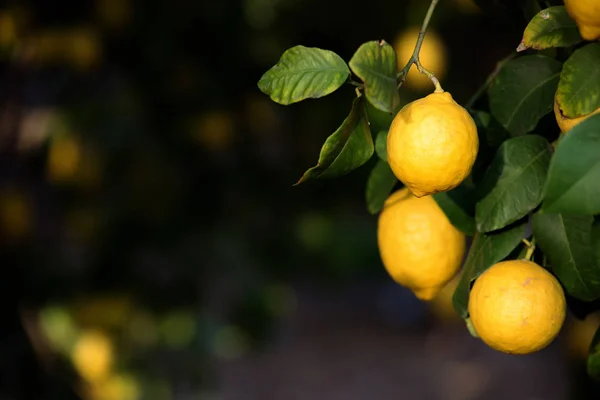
left=429, top=272, right=462, bottom=323
left=564, top=0, right=600, bottom=41
left=554, top=97, right=600, bottom=133
left=377, top=188, right=466, bottom=301
left=394, top=27, right=447, bottom=91
left=387, top=91, right=478, bottom=197
left=71, top=330, right=114, bottom=383
left=564, top=313, right=600, bottom=360
left=469, top=259, right=566, bottom=355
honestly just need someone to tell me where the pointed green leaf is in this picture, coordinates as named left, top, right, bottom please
left=258, top=46, right=350, bottom=105
left=519, top=6, right=582, bottom=51
left=366, top=160, right=398, bottom=215
left=452, top=221, right=527, bottom=318
left=471, top=111, right=511, bottom=184
left=375, top=130, right=388, bottom=161
left=433, top=184, right=476, bottom=236
left=589, top=324, right=600, bottom=380
left=543, top=114, right=600, bottom=214
left=489, top=55, right=562, bottom=136
left=295, top=97, right=373, bottom=184
left=556, top=43, right=600, bottom=119
left=349, top=40, right=400, bottom=113
left=475, top=135, right=552, bottom=233
left=532, top=212, right=600, bottom=301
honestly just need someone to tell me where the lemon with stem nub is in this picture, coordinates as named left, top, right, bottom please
left=387, top=90, right=478, bottom=198
left=564, top=0, right=600, bottom=41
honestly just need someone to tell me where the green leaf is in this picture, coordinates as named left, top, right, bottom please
left=295, top=97, right=373, bottom=184
left=488, top=55, right=562, bottom=136
left=592, top=217, right=600, bottom=267
left=258, top=46, right=350, bottom=105
left=475, top=135, right=552, bottom=233
left=349, top=40, right=400, bottom=113
left=366, top=160, right=398, bottom=215
left=556, top=43, right=600, bottom=119
left=452, top=221, right=527, bottom=318
left=433, top=184, right=476, bottom=236
left=532, top=212, right=600, bottom=301
left=543, top=114, right=600, bottom=215
left=375, top=130, right=388, bottom=161
left=519, top=6, right=582, bottom=51
left=471, top=111, right=511, bottom=184
left=589, top=325, right=600, bottom=380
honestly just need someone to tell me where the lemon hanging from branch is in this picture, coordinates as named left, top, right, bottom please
left=386, top=91, right=478, bottom=197
left=377, top=188, right=466, bottom=301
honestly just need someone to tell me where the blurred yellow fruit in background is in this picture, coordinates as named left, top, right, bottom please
left=39, top=306, right=79, bottom=354
left=96, top=0, right=132, bottom=31
left=72, top=294, right=135, bottom=329
left=71, top=330, right=114, bottom=383
left=454, top=0, right=481, bottom=14
left=90, top=373, right=140, bottom=400
left=0, top=11, right=17, bottom=48
left=47, top=133, right=82, bottom=183
left=66, top=28, right=101, bottom=70
left=564, top=313, right=600, bottom=360
left=190, top=110, right=235, bottom=151
left=0, top=188, right=32, bottom=240
left=429, top=273, right=461, bottom=323
left=394, top=26, right=447, bottom=91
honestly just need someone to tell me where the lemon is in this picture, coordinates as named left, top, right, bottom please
left=377, top=188, right=466, bottom=301
left=71, top=330, right=114, bottom=383
left=469, top=260, right=566, bottom=355
left=47, top=133, right=82, bottom=183
left=429, top=273, right=462, bottom=323
left=554, top=97, right=600, bottom=133
left=394, top=27, right=447, bottom=91
left=564, top=0, right=600, bottom=41
left=564, top=313, right=600, bottom=360
left=387, top=91, right=478, bottom=197
left=90, top=373, right=140, bottom=400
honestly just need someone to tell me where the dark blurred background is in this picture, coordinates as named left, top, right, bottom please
left=0, top=0, right=598, bottom=399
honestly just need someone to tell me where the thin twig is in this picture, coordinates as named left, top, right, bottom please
left=397, top=0, right=443, bottom=92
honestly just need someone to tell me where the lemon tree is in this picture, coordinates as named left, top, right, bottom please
left=259, top=0, right=600, bottom=378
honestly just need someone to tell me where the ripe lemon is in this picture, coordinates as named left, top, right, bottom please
left=377, top=188, right=466, bottom=301
left=394, top=27, right=447, bottom=91
left=469, top=260, right=566, bottom=355
left=564, top=0, right=600, bottom=41
left=429, top=272, right=462, bottom=323
left=564, top=313, right=600, bottom=360
left=387, top=91, right=478, bottom=197
left=71, top=330, right=114, bottom=383
left=554, top=97, right=600, bottom=133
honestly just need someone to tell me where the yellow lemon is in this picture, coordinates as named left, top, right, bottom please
left=429, top=272, right=462, bottom=323
left=394, top=27, right=447, bottom=91
left=47, top=133, right=82, bottom=183
left=71, top=330, right=114, bottom=383
left=564, top=313, right=600, bottom=360
left=387, top=91, right=478, bottom=197
left=564, top=0, right=600, bottom=41
left=90, top=373, right=140, bottom=400
left=554, top=97, right=600, bottom=133
left=469, top=260, right=566, bottom=355
left=0, top=188, right=32, bottom=239
left=377, top=188, right=466, bottom=301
